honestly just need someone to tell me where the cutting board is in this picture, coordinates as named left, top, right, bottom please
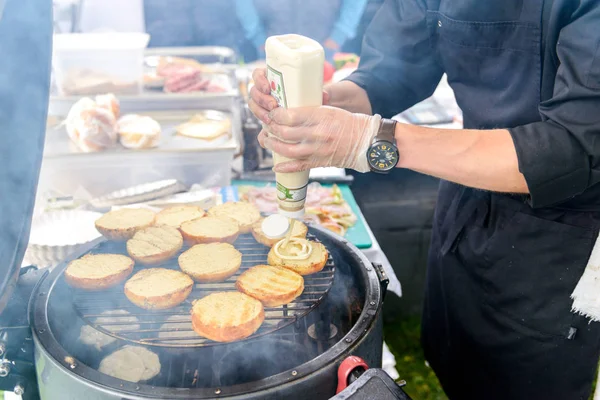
left=230, top=180, right=372, bottom=249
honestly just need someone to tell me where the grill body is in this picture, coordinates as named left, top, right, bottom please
left=30, top=226, right=385, bottom=399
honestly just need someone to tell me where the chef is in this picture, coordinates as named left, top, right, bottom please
left=249, top=0, right=600, bottom=399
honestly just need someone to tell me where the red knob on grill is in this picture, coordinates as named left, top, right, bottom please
left=336, top=356, right=369, bottom=394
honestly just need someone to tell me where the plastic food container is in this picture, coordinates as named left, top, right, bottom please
left=142, top=47, right=237, bottom=94
left=52, top=33, right=150, bottom=96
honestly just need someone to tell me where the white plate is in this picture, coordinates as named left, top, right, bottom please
left=26, top=210, right=103, bottom=267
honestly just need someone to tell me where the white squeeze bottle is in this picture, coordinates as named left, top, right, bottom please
left=265, top=34, right=325, bottom=219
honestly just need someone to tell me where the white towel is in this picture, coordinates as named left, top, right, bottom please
left=571, top=234, right=600, bottom=321
left=382, top=342, right=400, bottom=380
left=571, top=235, right=600, bottom=400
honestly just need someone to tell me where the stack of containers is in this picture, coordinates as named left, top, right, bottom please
left=42, top=35, right=241, bottom=198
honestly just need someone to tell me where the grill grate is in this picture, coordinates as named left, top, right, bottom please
left=72, top=233, right=335, bottom=348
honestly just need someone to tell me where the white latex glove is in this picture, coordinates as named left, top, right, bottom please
left=258, top=106, right=382, bottom=173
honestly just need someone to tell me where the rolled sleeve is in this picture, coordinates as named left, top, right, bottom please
left=345, top=0, right=443, bottom=117
left=508, top=1, right=600, bottom=208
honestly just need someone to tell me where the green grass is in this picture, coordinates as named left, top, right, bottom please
left=383, top=315, right=447, bottom=400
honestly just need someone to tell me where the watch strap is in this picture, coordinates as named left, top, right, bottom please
left=376, top=118, right=397, bottom=144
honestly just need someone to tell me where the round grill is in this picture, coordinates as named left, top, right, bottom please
left=32, top=225, right=384, bottom=399
left=71, top=232, right=335, bottom=347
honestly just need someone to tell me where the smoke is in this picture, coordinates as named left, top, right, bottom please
left=216, top=338, right=310, bottom=386
left=326, top=244, right=363, bottom=315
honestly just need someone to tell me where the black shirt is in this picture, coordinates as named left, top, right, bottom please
left=347, top=0, right=600, bottom=209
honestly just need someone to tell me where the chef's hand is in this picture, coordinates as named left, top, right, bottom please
left=248, top=68, right=330, bottom=125
left=259, top=106, right=382, bottom=173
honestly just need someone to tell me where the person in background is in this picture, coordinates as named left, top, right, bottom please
left=235, top=0, right=369, bottom=62
left=144, top=0, right=246, bottom=53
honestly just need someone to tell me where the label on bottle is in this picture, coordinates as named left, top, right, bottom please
left=276, top=182, right=308, bottom=204
left=266, top=65, right=287, bottom=109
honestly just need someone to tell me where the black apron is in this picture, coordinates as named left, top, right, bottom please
left=420, top=1, right=600, bottom=399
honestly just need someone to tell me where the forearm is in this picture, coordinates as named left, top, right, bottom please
left=396, top=123, right=529, bottom=193
left=325, top=81, right=372, bottom=114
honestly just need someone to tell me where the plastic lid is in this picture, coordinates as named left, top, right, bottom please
left=277, top=207, right=305, bottom=220
left=262, top=214, right=290, bottom=239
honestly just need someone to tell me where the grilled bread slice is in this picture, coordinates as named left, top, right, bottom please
left=79, top=310, right=140, bottom=350
left=126, top=225, right=183, bottom=265
left=99, top=347, right=145, bottom=383
left=180, top=215, right=240, bottom=244
left=65, top=254, right=134, bottom=290
left=98, top=345, right=160, bottom=383
left=178, top=243, right=242, bottom=282
left=155, top=205, right=205, bottom=228
left=191, top=292, right=264, bottom=342
left=124, top=268, right=193, bottom=309
left=95, top=208, right=156, bottom=241
left=236, top=265, right=304, bottom=306
left=208, top=202, right=260, bottom=233
left=267, top=241, right=329, bottom=275
left=251, top=218, right=308, bottom=247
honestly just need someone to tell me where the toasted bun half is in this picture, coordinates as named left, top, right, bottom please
left=98, top=345, right=160, bottom=383
left=236, top=265, right=304, bottom=306
left=65, top=254, right=134, bottom=290
left=267, top=241, right=328, bottom=275
left=208, top=202, right=260, bottom=233
left=180, top=215, right=240, bottom=244
left=155, top=205, right=206, bottom=228
left=191, top=292, right=264, bottom=342
left=178, top=243, right=242, bottom=282
left=124, top=268, right=193, bottom=309
left=251, top=218, right=308, bottom=247
left=95, top=208, right=156, bottom=241
left=126, top=225, right=183, bottom=265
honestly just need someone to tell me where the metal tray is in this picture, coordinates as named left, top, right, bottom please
left=49, top=47, right=240, bottom=117
left=44, top=110, right=237, bottom=158
left=144, top=46, right=237, bottom=65
left=49, top=90, right=240, bottom=116
left=88, top=179, right=187, bottom=210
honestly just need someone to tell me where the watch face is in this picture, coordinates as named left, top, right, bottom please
left=368, top=141, right=399, bottom=172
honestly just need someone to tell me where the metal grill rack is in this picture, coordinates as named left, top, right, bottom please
left=72, top=233, right=336, bottom=348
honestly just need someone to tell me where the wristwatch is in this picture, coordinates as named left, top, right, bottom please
left=367, top=118, right=399, bottom=173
